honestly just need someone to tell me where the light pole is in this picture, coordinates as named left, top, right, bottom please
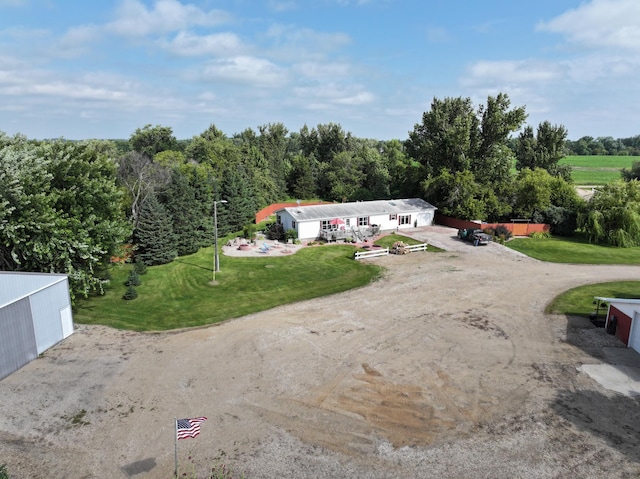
left=213, top=199, right=228, bottom=282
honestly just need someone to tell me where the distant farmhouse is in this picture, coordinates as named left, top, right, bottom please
left=275, top=198, right=437, bottom=241
left=0, top=272, right=74, bottom=381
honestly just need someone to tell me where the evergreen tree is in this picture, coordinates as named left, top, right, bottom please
left=133, top=194, right=177, bottom=265
left=162, top=165, right=215, bottom=256
left=218, top=165, right=255, bottom=235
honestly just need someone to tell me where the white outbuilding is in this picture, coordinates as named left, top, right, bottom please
left=0, top=272, right=74, bottom=381
left=274, top=198, right=437, bottom=241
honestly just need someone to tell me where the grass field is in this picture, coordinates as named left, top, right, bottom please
left=74, top=244, right=383, bottom=331
left=546, top=281, right=640, bottom=316
left=506, top=234, right=640, bottom=264
left=508, top=234, right=640, bottom=317
left=74, top=233, right=446, bottom=331
left=561, top=155, right=639, bottom=185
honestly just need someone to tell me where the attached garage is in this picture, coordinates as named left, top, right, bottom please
left=0, top=272, right=74, bottom=381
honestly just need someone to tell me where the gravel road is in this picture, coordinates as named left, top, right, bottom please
left=1, top=226, right=640, bottom=479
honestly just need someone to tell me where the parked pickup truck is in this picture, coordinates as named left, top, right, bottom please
left=457, top=228, right=492, bottom=245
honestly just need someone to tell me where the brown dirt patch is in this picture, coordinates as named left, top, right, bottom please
left=2, top=226, right=640, bottom=478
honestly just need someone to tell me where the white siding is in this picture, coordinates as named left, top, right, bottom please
left=629, top=311, right=640, bottom=354
left=30, top=280, right=71, bottom=354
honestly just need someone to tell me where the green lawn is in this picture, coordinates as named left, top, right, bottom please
left=74, top=244, right=382, bottom=331
left=560, top=155, right=638, bottom=185
left=506, top=235, right=640, bottom=264
left=571, top=169, right=623, bottom=185
left=374, top=233, right=445, bottom=252
left=74, top=233, right=444, bottom=332
left=560, top=155, right=638, bottom=169
left=508, top=235, right=640, bottom=317
left=546, top=281, right=640, bottom=316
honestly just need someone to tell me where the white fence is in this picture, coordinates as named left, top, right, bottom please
left=402, top=243, right=428, bottom=253
left=354, top=242, right=429, bottom=260
left=354, top=247, right=389, bottom=260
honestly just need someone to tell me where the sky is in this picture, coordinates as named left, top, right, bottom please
left=1, top=0, right=639, bottom=141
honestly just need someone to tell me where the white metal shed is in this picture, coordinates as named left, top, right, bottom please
left=275, top=198, right=437, bottom=240
left=0, top=272, right=74, bottom=381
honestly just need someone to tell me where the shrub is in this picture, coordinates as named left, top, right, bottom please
left=485, top=225, right=512, bottom=243
left=284, top=229, right=298, bottom=242
left=122, top=286, right=138, bottom=300
left=0, top=464, right=9, bottom=479
left=133, top=260, right=148, bottom=275
left=125, top=270, right=141, bottom=287
left=529, top=231, right=552, bottom=239
left=264, top=222, right=284, bottom=240
left=243, top=224, right=256, bottom=241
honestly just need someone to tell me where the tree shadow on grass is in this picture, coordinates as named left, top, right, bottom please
left=173, top=258, right=213, bottom=272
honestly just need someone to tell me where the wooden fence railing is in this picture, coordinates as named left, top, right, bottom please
left=354, top=248, right=389, bottom=260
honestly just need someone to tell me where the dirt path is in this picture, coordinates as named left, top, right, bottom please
left=2, top=226, right=640, bottom=478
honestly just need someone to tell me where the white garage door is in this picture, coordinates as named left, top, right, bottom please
left=629, top=311, right=640, bottom=353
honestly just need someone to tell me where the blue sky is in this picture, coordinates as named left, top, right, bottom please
left=1, top=0, right=639, bottom=141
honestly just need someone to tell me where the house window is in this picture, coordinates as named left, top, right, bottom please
left=276, top=215, right=282, bottom=224
left=346, top=218, right=351, bottom=226
left=292, top=221, right=296, bottom=229
left=358, top=216, right=369, bottom=226
left=389, top=214, right=397, bottom=220
left=399, top=214, right=411, bottom=225
left=321, top=220, right=331, bottom=230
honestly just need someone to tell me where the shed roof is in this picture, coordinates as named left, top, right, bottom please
left=0, top=272, right=68, bottom=308
left=278, top=198, right=437, bottom=222
left=594, top=297, right=640, bottom=318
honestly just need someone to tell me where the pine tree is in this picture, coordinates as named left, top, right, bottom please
left=133, top=194, right=177, bottom=265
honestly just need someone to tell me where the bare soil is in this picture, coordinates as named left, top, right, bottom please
left=2, top=226, right=640, bottom=479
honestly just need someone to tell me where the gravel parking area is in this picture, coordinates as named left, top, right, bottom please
left=2, top=226, right=640, bottom=478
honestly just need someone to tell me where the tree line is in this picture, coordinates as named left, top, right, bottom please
left=2, top=92, right=640, bottom=300
left=565, top=135, right=640, bottom=156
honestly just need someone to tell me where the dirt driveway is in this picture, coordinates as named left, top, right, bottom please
left=2, top=226, right=640, bottom=478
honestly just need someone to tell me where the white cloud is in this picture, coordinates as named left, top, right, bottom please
left=200, top=56, right=287, bottom=87
left=107, top=0, right=231, bottom=37
left=265, top=24, right=351, bottom=61
left=268, top=0, right=296, bottom=12
left=55, top=25, right=102, bottom=58
left=293, top=61, right=352, bottom=79
left=462, top=59, right=563, bottom=90
left=294, top=82, right=374, bottom=107
left=163, top=31, right=247, bottom=57
left=537, top=0, right=640, bottom=51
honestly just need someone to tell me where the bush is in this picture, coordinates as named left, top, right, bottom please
left=529, top=231, right=553, bottom=239
left=243, top=224, right=256, bottom=241
left=264, top=222, right=284, bottom=240
left=485, top=225, right=512, bottom=243
left=125, top=270, right=141, bottom=287
left=0, top=464, right=9, bottom=479
left=122, top=286, right=138, bottom=300
left=133, top=260, right=148, bottom=275
left=285, top=229, right=297, bottom=242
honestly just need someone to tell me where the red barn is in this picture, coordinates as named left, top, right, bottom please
left=598, top=297, right=640, bottom=353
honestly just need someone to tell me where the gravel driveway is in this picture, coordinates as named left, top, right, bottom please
left=1, top=226, right=640, bottom=479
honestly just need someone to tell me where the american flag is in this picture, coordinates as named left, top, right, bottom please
left=176, top=417, right=207, bottom=440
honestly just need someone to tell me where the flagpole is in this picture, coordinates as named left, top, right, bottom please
left=174, top=418, right=178, bottom=478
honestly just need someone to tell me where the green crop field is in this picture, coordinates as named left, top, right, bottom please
left=561, top=155, right=639, bottom=185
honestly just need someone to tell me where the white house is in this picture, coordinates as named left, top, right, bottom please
left=274, top=198, right=437, bottom=241
left=0, top=272, right=74, bottom=380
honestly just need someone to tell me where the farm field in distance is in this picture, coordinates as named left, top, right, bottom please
left=561, top=155, right=639, bottom=185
